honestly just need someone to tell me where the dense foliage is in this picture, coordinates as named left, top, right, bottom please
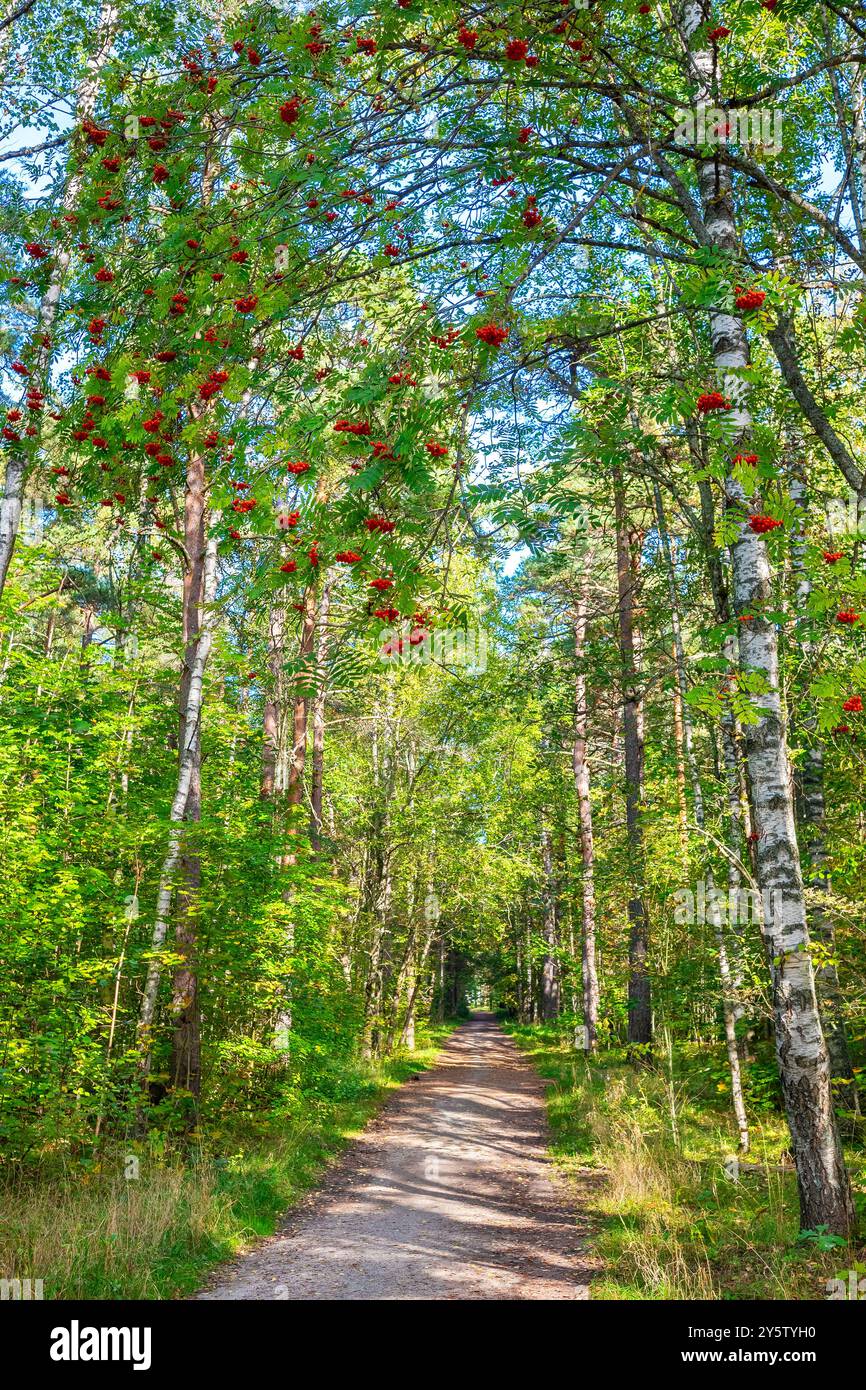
left=1, top=0, right=865, bottom=1278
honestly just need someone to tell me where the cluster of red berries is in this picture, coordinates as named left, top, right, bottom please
left=475, top=324, right=509, bottom=346
left=734, top=288, right=766, bottom=312
left=522, top=197, right=542, bottom=229
left=334, top=419, right=371, bottom=435
left=198, top=369, right=229, bottom=401
left=748, top=515, right=783, bottom=534
left=696, top=391, right=728, bottom=413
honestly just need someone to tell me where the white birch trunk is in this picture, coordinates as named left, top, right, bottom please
left=678, top=0, right=854, bottom=1233
left=655, top=482, right=749, bottom=1151
left=136, top=536, right=218, bottom=1075
left=572, top=567, right=599, bottom=1051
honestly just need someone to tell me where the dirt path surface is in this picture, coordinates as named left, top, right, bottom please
left=195, top=1013, right=594, bottom=1301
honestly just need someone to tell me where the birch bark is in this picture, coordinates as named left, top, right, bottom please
left=572, top=567, right=599, bottom=1050
left=613, top=463, right=651, bottom=1048
left=676, top=0, right=854, bottom=1232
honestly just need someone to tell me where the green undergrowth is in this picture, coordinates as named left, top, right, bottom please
left=0, top=1022, right=454, bottom=1300
left=507, top=1022, right=866, bottom=1301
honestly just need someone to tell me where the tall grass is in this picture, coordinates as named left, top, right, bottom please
left=509, top=1023, right=866, bottom=1301
left=0, top=1028, right=452, bottom=1300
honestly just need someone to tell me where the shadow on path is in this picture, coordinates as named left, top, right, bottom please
left=194, top=1012, right=596, bottom=1301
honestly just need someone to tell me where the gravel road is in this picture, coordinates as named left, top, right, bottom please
left=194, top=1012, right=594, bottom=1300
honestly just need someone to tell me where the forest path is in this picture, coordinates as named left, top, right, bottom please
left=194, top=1013, right=594, bottom=1300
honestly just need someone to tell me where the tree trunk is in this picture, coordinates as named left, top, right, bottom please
left=654, top=480, right=749, bottom=1151
left=400, top=929, right=436, bottom=1051
left=671, top=643, right=689, bottom=866
left=613, top=463, right=652, bottom=1049
left=572, top=570, right=599, bottom=1050
left=137, top=537, right=218, bottom=1088
left=166, top=440, right=209, bottom=1102
left=286, top=585, right=318, bottom=810
left=540, top=826, right=560, bottom=1021
left=698, top=476, right=750, bottom=1029
left=309, top=574, right=333, bottom=848
left=435, top=934, right=446, bottom=1022
left=678, top=0, right=855, bottom=1235
left=526, top=917, right=535, bottom=1023
left=261, top=602, right=285, bottom=799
